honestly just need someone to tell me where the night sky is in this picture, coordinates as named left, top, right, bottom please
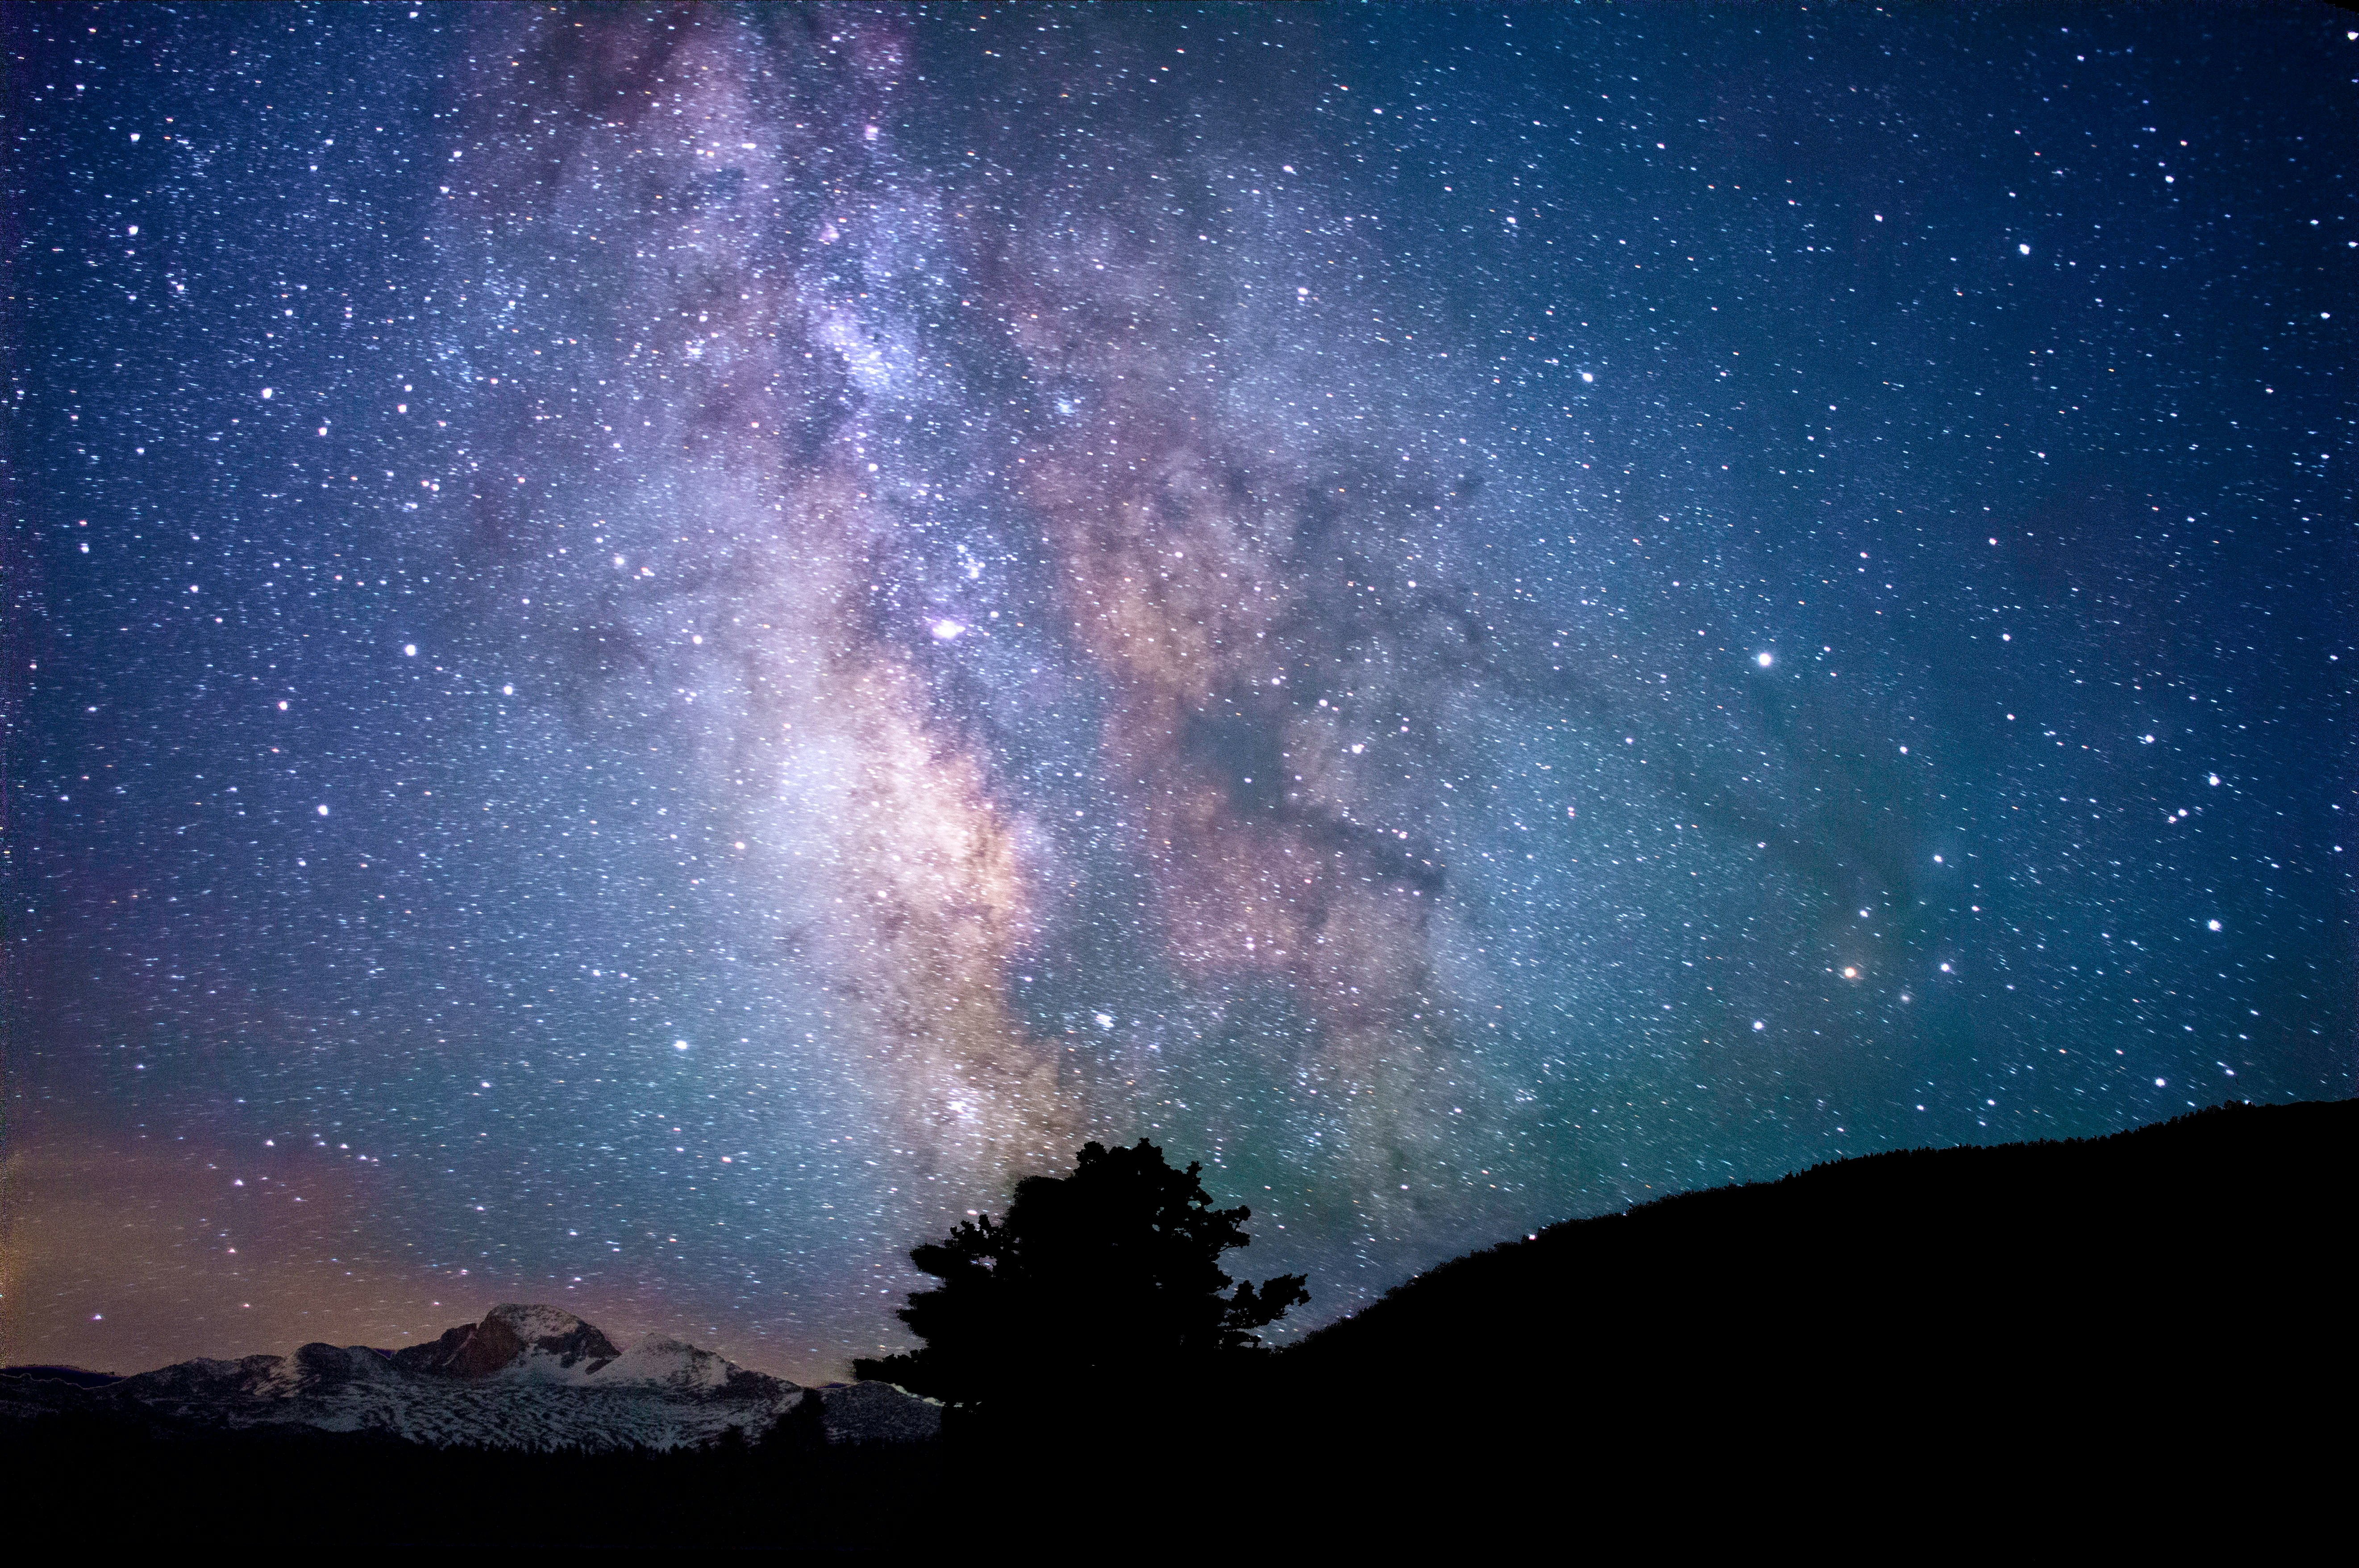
left=6, top=3, right=2351, bottom=1382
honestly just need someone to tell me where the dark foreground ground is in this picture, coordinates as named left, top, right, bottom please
left=9, top=1100, right=2349, bottom=1551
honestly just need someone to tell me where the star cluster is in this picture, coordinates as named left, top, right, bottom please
left=6, top=4, right=2350, bottom=1380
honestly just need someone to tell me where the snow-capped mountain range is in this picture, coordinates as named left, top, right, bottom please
left=1, top=1303, right=938, bottom=1452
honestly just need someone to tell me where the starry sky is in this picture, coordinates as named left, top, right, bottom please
left=6, top=3, right=2351, bottom=1382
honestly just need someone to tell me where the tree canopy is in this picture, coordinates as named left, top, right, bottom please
left=853, top=1139, right=1307, bottom=1413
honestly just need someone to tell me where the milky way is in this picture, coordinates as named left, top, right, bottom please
left=8, top=4, right=2351, bottom=1380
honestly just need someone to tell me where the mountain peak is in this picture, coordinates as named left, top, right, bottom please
left=390, top=1302, right=622, bottom=1380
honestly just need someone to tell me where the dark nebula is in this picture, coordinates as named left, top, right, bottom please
left=7, top=4, right=2350, bottom=1381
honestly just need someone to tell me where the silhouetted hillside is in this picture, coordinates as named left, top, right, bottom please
left=1271, top=1100, right=2351, bottom=1458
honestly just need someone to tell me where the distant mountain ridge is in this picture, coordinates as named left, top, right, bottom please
left=1, top=1302, right=938, bottom=1452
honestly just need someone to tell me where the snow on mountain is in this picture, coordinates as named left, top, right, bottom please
left=43, top=1304, right=940, bottom=1452
left=595, top=1333, right=755, bottom=1393
left=391, top=1302, right=624, bottom=1381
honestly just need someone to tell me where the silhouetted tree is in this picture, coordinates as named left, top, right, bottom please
left=762, top=1387, right=826, bottom=1454
left=854, top=1139, right=1307, bottom=1417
